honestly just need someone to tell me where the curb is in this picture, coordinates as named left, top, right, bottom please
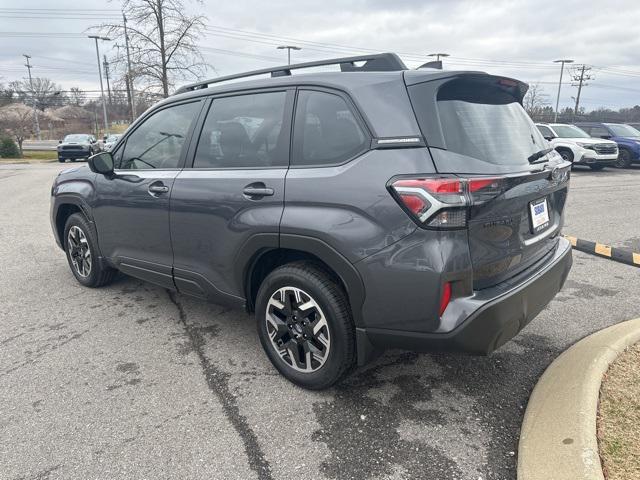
left=564, top=235, right=640, bottom=267
left=518, top=317, right=640, bottom=480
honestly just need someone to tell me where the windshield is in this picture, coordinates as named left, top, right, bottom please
left=552, top=125, right=590, bottom=138
left=64, top=134, right=90, bottom=142
left=606, top=124, right=640, bottom=138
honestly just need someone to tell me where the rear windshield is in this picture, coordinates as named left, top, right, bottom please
left=436, top=80, right=547, bottom=166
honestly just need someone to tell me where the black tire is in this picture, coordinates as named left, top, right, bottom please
left=557, top=148, right=574, bottom=164
left=255, top=261, right=356, bottom=390
left=615, top=149, right=632, bottom=168
left=63, top=213, right=117, bottom=288
left=589, top=165, right=605, bottom=171
left=58, top=158, right=66, bottom=163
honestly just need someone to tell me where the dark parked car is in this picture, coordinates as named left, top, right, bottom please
left=50, top=53, right=572, bottom=389
left=57, top=134, right=100, bottom=163
left=574, top=122, right=640, bottom=168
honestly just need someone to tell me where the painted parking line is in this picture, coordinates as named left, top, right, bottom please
left=564, top=235, right=640, bottom=268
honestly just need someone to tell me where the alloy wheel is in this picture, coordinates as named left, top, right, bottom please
left=67, top=225, right=92, bottom=277
left=265, top=286, right=331, bottom=373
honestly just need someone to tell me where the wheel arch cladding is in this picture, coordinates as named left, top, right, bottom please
left=55, top=202, right=85, bottom=247
left=243, top=235, right=366, bottom=327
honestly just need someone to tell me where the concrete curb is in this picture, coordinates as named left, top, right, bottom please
left=517, top=317, right=640, bottom=480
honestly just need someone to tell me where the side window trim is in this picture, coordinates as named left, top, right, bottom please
left=185, top=87, right=295, bottom=170
left=113, top=99, right=205, bottom=171
left=291, top=87, right=372, bottom=169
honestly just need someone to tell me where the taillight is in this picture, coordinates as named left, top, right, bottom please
left=390, top=176, right=505, bottom=229
left=439, top=282, right=452, bottom=316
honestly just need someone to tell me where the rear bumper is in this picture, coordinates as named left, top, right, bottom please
left=356, top=237, right=572, bottom=362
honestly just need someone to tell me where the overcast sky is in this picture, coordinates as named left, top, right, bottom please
left=1, top=0, right=639, bottom=110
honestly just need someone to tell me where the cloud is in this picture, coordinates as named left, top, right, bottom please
left=1, top=0, right=639, bottom=109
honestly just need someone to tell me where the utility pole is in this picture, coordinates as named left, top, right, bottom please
left=277, top=45, right=301, bottom=65
left=553, top=59, right=574, bottom=122
left=88, top=35, right=111, bottom=137
left=123, top=12, right=137, bottom=121
left=571, top=65, right=593, bottom=122
left=22, top=54, right=41, bottom=141
left=103, top=54, right=112, bottom=104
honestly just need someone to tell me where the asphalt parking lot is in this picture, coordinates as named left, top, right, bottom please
left=1, top=163, right=639, bottom=480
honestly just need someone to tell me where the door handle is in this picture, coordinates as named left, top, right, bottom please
left=148, top=182, right=169, bottom=195
left=243, top=185, right=274, bottom=198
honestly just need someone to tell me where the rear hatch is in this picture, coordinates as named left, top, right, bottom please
left=406, top=73, right=571, bottom=289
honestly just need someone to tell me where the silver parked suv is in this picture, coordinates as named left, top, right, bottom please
left=50, top=54, right=572, bottom=389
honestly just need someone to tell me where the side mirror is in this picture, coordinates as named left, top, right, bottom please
left=88, top=152, right=114, bottom=175
left=544, top=136, right=555, bottom=141
left=58, top=140, right=62, bottom=144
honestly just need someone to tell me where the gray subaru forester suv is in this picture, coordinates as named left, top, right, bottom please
left=50, top=53, right=572, bottom=389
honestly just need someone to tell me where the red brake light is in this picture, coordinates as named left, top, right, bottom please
left=390, top=176, right=505, bottom=229
left=439, top=282, right=452, bottom=316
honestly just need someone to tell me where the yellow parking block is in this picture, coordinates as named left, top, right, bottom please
left=595, top=243, right=612, bottom=257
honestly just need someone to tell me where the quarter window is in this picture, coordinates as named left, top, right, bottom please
left=292, top=90, right=367, bottom=167
left=119, top=101, right=200, bottom=169
left=193, top=92, right=288, bottom=168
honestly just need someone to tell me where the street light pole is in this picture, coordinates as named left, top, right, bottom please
left=88, top=35, right=111, bottom=137
left=22, top=54, right=41, bottom=141
left=553, top=59, right=574, bottom=122
left=277, top=45, right=301, bottom=65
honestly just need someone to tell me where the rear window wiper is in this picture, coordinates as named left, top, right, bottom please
left=528, top=147, right=554, bottom=164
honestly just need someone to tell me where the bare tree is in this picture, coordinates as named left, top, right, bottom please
left=69, top=87, right=87, bottom=106
left=99, top=0, right=208, bottom=97
left=8, top=78, right=64, bottom=111
left=523, top=83, right=550, bottom=119
left=0, top=103, right=58, bottom=156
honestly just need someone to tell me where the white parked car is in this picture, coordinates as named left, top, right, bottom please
left=535, top=123, right=618, bottom=170
left=103, top=134, right=122, bottom=152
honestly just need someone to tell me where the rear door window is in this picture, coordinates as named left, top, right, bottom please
left=193, top=91, right=288, bottom=169
left=292, top=90, right=368, bottom=167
